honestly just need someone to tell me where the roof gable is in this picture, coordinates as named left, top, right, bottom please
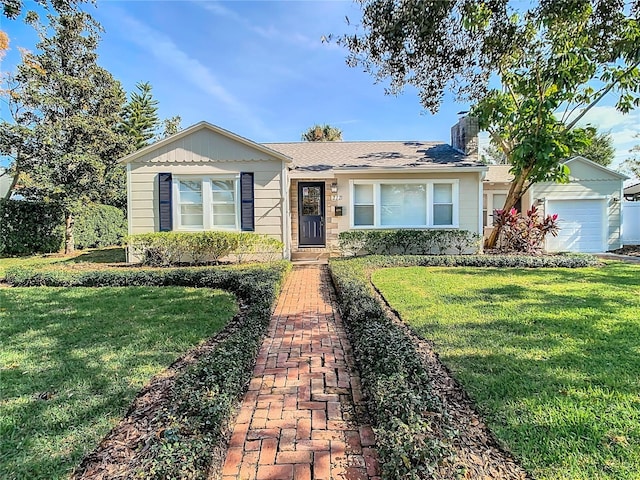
left=564, top=156, right=628, bottom=181
left=119, top=122, right=292, bottom=164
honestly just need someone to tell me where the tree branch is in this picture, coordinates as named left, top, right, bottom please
left=564, top=59, right=640, bottom=132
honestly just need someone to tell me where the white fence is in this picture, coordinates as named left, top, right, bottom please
left=623, top=202, right=640, bottom=245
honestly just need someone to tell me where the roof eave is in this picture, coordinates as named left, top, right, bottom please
left=331, top=165, right=488, bottom=174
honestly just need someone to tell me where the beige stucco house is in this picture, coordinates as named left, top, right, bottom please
left=121, top=118, right=626, bottom=259
left=484, top=157, right=627, bottom=253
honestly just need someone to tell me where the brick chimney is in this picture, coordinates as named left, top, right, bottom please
left=450, top=115, right=479, bottom=157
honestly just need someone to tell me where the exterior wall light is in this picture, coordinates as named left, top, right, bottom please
left=330, top=182, right=338, bottom=194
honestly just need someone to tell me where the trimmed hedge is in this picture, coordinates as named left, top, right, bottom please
left=8, top=262, right=290, bottom=480
left=0, top=199, right=63, bottom=255
left=338, top=229, right=482, bottom=256
left=328, top=253, right=598, bottom=478
left=329, top=259, right=456, bottom=478
left=128, top=231, right=284, bottom=266
left=74, top=204, right=127, bottom=249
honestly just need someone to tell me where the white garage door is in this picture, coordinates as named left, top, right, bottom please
left=546, top=199, right=605, bottom=253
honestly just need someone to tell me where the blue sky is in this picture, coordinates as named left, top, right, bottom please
left=1, top=0, right=638, bottom=171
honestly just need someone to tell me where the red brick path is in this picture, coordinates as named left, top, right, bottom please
left=220, top=265, right=380, bottom=480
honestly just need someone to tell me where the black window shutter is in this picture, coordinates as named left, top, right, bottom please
left=240, top=172, right=255, bottom=231
left=158, top=173, right=173, bottom=232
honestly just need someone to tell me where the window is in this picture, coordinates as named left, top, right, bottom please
left=353, top=184, right=374, bottom=226
left=483, top=192, right=508, bottom=227
left=174, top=176, right=238, bottom=230
left=211, top=180, right=237, bottom=228
left=178, top=180, right=204, bottom=228
left=350, top=180, right=458, bottom=228
left=433, top=184, right=453, bottom=225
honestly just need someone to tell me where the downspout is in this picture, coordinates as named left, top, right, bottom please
left=479, top=170, right=486, bottom=252
left=126, top=162, right=133, bottom=263
left=281, top=162, right=291, bottom=260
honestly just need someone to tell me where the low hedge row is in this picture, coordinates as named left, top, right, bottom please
left=338, top=229, right=482, bottom=256
left=329, top=259, right=457, bottom=478
left=128, top=231, right=284, bottom=266
left=328, top=253, right=598, bottom=478
left=8, top=263, right=290, bottom=480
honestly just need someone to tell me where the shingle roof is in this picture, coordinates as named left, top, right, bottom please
left=264, top=141, right=481, bottom=171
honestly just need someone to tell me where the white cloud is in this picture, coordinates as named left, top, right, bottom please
left=575, top=105, right=639, bottom=132
left=195, top=0, right=339, bottom=51
left=116, top=11, right=273, bottom=138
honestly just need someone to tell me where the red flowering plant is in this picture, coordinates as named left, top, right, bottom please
left=492, top=204, right=559, bottom=254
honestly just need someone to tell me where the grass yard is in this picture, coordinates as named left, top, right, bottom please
left=0, top=285, right=237, bottom=479
left=0, top=247, right=126, bottom=280
left=372, top=262, right=640, bottom=480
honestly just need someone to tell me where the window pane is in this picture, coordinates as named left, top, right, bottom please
left=354, top=205, right=374, bottom=226
left=493, top=194, right=507, bottom=211
left=433, top=184, right=452, bottom=204
left=179, top=181, right=202, bottom=204
left=181, top=205, right=203, bottom=227
left=212, top=204, right=236, bottom=227
left=211, top=180, right=235, bottom=203
left=380, top=184, right=426, bottom=226
left=354, top=184, right=373, bottom=204
left=433, top=205, right=453, bottom=225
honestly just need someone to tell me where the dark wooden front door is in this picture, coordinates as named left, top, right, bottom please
left=298, top=182, right=325, bottom=246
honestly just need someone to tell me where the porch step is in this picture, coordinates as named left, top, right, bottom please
left=290, top=251, right=330, bottom=263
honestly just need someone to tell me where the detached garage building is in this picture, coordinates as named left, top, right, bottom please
left=485, top=157, right=627, bottom=253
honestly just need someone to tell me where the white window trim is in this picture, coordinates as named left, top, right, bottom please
left=349, top=179, right=459, bottom=229
left=173, top=175, right=240, bottom=231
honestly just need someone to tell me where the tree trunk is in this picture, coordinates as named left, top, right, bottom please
left=64, top=212, right=75, bottom=255
left=485, top=166, right=533, bottom=249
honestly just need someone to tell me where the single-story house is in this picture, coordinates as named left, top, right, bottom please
left=120, top=117, right=626, bottom=259
left=484, top=157, right=627, bottom=253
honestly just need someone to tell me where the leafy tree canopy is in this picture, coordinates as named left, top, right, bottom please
left=0, top=11, right=134, bottom=253
left=341, top=0, right=640, bottom=247
left=301, top=124, right=343, bottom=141
left=1, top=0, right=86, bottom=19
left=572, top=127, right=615, bottom=167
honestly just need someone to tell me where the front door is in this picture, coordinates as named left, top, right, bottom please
left=298, top=182, right=325, bottom=246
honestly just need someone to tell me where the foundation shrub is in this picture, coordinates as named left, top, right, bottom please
left=127, top=232, right=283, bottom=266
left=338, top=229, right=482, bottom=256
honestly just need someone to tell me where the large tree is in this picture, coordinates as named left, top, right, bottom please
left=572, top=127, right=615, bottom=167
left=0, top=11, right=133, bottom=253
left=301, top=124, right=343, bottom=141
left=119, top=81, right=160, bottom=150
left=341, top=1, right=640, bottom=247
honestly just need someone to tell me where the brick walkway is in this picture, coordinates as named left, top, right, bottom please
left=220, top=265, right=380, bottom=480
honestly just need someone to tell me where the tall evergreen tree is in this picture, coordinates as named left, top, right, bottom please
left=572, top=128, right=615, bottom=167
left=120, top=81, right=160, bottom=150
left=0, top=11, right=133, bottom=253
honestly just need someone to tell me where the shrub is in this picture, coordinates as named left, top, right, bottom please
left=329, top=259, right=457, bottom=478
left=338, top=229, right=482, bottom=256
left=73, top=203, right=127, bottom=249
left=0, top=199, right=63, bottom=255
left=493, top=205, right=559, bottom=254
left=127, top=232, right=283, bottom=266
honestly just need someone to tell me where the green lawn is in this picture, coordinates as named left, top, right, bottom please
left=372, top=262, right=640, bottom=480
left=0, top=247, right=126, bottom=280
left=0, top=285, right=237, bottom=479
